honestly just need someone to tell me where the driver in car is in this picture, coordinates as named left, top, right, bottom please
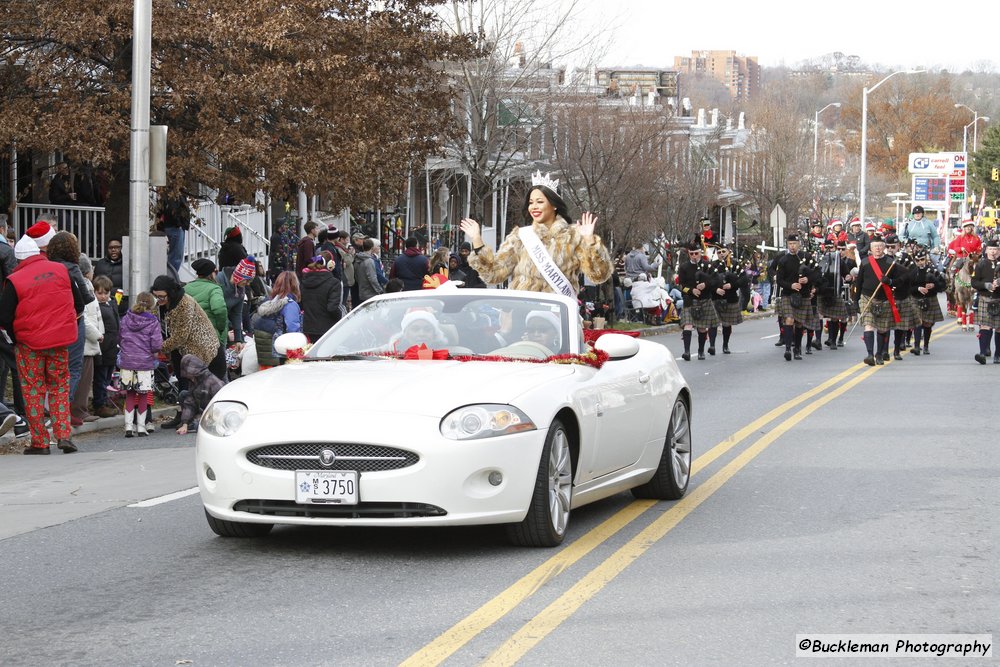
left=393, top=310, right=449, bottom=352
left=522, top=310, right=561, bottom=354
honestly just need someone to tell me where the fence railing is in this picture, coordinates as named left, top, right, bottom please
left=14, top=200, right=270, bottom=279
left=13, top=203, right=106, bottom=261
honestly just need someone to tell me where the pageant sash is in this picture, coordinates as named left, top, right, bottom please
left=520, top=226, right=575, bottom=298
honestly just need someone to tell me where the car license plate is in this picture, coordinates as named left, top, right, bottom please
left=295, top=471, right=358, bottom=505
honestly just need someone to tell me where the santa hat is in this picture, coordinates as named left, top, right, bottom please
left=525, top=310, right=562, bottom=348
left=864, top=222, right=876, bottom=232
left=830, top=219, right=843, bottom=228
left=400, top=310, right=444, bottom=340
left=232, top=256, right=256, bottom=282
left=14, top=235, right=40, bottom=260
left=26, top=221, right=55, bottom=248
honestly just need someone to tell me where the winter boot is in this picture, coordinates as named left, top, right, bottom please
left=124, top=408, right=135, bottom=438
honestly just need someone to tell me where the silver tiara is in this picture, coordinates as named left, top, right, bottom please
left=531, top=170, right=559, bottom=193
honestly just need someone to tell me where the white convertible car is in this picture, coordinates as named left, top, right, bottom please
left=196, top=289, right=692, bottom=547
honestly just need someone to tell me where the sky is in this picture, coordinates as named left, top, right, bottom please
left=578, top=0, right=998, bottom=72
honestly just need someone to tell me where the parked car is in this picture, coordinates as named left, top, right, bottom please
left=196, top=288, right=692, bottom=547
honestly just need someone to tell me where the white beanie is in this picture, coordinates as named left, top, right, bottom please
left=14, top=235, right=39, bottom=261
left=525, top=310, right=562, bottom=347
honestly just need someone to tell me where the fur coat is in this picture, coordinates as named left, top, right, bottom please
left=162, top=293, right=221, bottom=365
left=469, top=216, right=613, bottom=295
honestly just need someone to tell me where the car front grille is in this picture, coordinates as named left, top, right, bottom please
left=246, top=443, right=419, bottom=472
left=233, top=499, right=446, bottom=519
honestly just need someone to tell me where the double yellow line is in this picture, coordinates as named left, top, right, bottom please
left=403, top=321, right=957, bottom=667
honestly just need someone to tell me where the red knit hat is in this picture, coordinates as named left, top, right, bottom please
left=26, top=221, right=55, bottom=247
left=232, top=256, right=256, bottom=282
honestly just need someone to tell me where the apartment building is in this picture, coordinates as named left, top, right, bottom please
left=673, top=50, right=760, bottom=102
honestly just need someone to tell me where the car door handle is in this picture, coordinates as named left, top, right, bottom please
left=639, top=373, right=650, bottom=384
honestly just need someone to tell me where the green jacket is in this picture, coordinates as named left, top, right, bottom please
left=184, top=277, right=229, bottom=346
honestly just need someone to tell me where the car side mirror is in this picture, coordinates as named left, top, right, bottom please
left=274, top=332, right=308, bottom=356
left=594, top=333, right=639, bottom=360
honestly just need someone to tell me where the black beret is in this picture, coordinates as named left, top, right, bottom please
left=191, top=258, right=216, bottom=277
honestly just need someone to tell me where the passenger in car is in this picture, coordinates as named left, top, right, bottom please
left=391, top=310, right=449, bottom=352
left=522, top=310, right=561, bottom=353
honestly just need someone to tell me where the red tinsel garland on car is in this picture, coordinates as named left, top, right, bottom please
left=382, top=344, right=610, bottom=369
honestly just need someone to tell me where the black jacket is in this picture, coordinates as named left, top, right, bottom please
left=676, top=259, right=719, bottom=303
left=93, top=255, right=124, bottom=291
left=97, top=300, right=121, bottom=366
left=299, top=269, right=342, bottom=341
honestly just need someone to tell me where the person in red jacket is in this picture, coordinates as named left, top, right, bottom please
left=0, top=235, right=84, bottom=454
left=947, top=220, right=983, bottom=259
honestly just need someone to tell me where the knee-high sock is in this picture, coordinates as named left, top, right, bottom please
left=697, top=331, right=707, bottom=354
left=876, top=332, right=888, bottom=356
left=839, top=321, right=847, bottom=339
left=794, top=326, right=804, bottom=350
left=708, top=327, right=717, bottom=346
left=782, top=324, right=792, bottom=351
left=922, top=326, right=932, bottom=348
left=863, top=331, right=875, bottom=356
left=994, top=330, right=1000, bottom=356
left=682, top=329, right=692, bottom=354
left=893, top=330, right=905, bottom=353
left=806, top=329, right=814, bottom=345
left=980, top=330, right=992, bottom=356
left=722, top=326, right=732, bottom=348
left=912, top=326, right=923, bottom=348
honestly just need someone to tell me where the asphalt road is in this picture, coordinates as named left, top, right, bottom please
left=0, top=315, right=996, bottom=666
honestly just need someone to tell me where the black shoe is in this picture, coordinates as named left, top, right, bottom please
left=723, top=346, right=731, bottom=354
left=784, top=350, right=792, bottom=361
left=824, top=339, right=834, bottom=348
left=922, top=347, right=929, bottom=355
left=882, top=352, right=890, bottom=362
left=811, top=339, right=822, bottom=351
left=697, top=352, right=706, bottom=360
left=910, top=348, right=921, bottom=356
left=774, top=340, right=785, bottom=347
left=793, top=349, right=802, bottom=360
left=681, top=352, right=690, bottom=361
left=863, top=356, right=876, bottom=366
left=57, top=439, right=78, bottom=454
left=23, top=446, right=51, bottom=455
left=161, top=411, right=183, bottom=429
left=708, top=346, right=716, bottom=356
left=804, top=346, right=812, bottom=355
left=837, top=339, right=845, bottom=347
left=875, top=356, right=884, bottom=365
left=893, top=353, right=903, bottom=361
left=125, top=430, right=134, bottom=438
left=975, top=354, right=987, bottom=365
left=994, top=356, right=1000, bottom=364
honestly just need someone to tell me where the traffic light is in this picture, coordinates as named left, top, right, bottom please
left=993, top=167, right=1000, bottom=181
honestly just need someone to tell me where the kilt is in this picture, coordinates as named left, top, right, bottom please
left=714, top=300, right=744, bottom=326
left=801, top=302, right=822, bottom=331
left=775, top=294, right=815, bottom=325
left=818, top=294, right=850, bottom=320
left=913, top=294, right=944, bottom=325
left=893, top=297, right=919, bottom=331
left=977, top=295, right=1000, bottom=330
left=859, top=296, right=898, bottom=331
left=681, top=299, right=720, bottom=328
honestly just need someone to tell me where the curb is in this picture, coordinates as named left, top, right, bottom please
left=0, top=406, right=179, bottom=454
left=620, top=308, right=774, bottom=338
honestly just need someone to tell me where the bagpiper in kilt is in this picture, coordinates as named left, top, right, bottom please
left=799, top=251, right=825, bottom=354
left=971, top=239, right=1000, bottom=364
left=853, top=237, right=897, bottom=366
left=818, top=239, right=856, bottom=350
left=708, top=245, right=745, bottom=355
left=909, top=248, right=946, bottom=356
left=676, top=243, right=721, bottom=361
left=773, top=234, right=818, bottom=361
left=884, top=234, right=918, bottom=361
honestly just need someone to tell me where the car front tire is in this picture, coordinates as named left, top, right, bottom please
left=631, top=396, right=691, bottom=500
left=506, top=419, right=573, bottom=547
left=204, top=509, right=274, bottom=538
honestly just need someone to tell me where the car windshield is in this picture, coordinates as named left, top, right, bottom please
left=308, top=293, right=574, bottom=360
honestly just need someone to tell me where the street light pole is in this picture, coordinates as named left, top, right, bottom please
left=955, top=103, right=978, bottom=152
left=860, top=70, right=925, bottom=228
left=813, top=102, right=841, bottom=165
left=129, top=0, right=152, bottom=296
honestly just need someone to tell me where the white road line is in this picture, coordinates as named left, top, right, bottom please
left=761, top=334, right=779, bottom=339
left=128, top=487, right=199, bottom=508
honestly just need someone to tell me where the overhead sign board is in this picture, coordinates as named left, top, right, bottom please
left=908, top=152, right=966, bottom=175
left=912, top=176, right=948, bottom=205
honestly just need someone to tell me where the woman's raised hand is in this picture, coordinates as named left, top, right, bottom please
left=576, top=211, right=597, bottom=237
left=459, top=218, right=482, bottom=245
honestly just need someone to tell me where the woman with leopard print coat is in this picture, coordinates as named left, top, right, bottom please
left=460, top=185, right=613, bottom=295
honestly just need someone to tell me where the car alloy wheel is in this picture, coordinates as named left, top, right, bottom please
left=631, top=397, right=691, bottom=501
left=507, top=418, right=573, bottom=547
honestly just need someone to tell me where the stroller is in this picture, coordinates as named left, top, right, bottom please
left=153, top=361, right=181, bottom=404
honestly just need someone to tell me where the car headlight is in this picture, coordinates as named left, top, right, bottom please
left=200, top=401, right=249, bottom=437
left=440, top=404, right=536, bottom=440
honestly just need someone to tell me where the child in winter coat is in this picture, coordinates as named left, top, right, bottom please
left=92, top=275, right=121, bottom=418
left=117, top=292, right=163, bottom=436
left=174, top=354, right=225, bottom=435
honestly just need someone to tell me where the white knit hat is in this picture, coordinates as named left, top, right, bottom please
left=14, top=235, right=39, bottom=260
